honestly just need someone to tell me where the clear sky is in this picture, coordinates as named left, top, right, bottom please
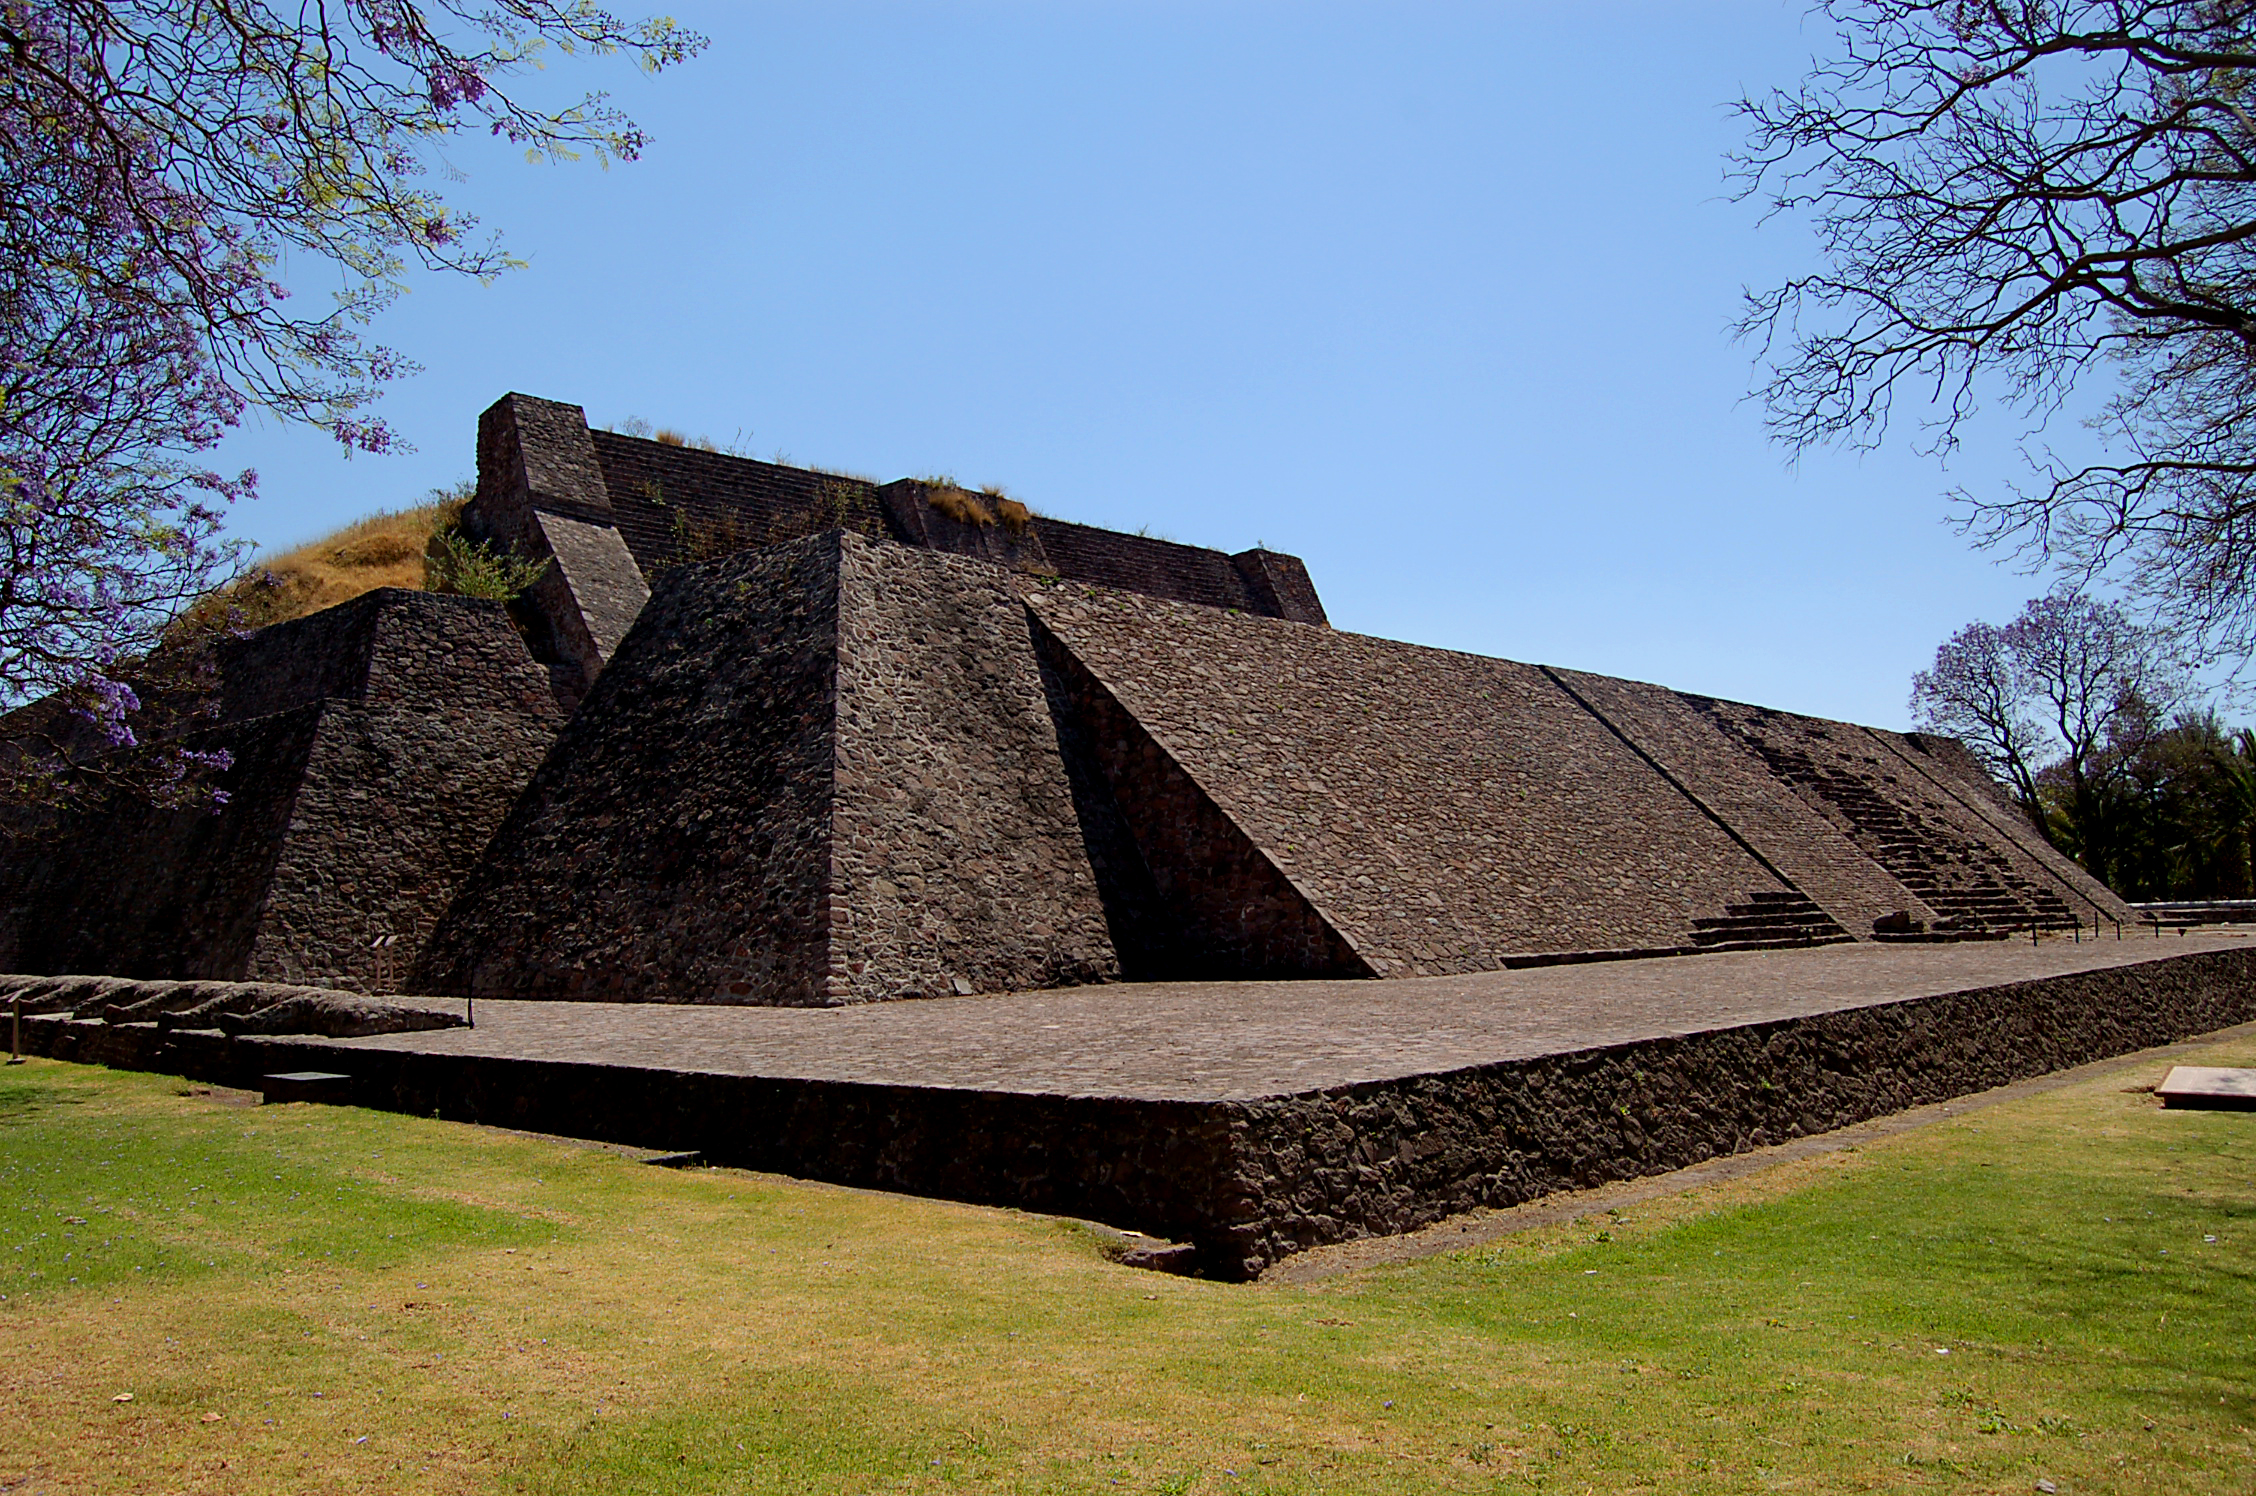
left=212, top=1, right=2072, bottom=730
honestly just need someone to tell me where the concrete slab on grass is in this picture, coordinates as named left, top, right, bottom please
left=2157, top=1065, right=2256, bottom=1111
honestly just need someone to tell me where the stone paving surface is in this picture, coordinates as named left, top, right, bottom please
left=328, top=932, right=2254, bottom=1101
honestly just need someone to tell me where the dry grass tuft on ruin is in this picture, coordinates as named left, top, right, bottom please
left=180, top=483, right=555, bottom=636
left=920, top=481, right=1036, bottom=534
left=923, top=481, right=994, bottom=527
left=177, top=491, right=464, bottom=635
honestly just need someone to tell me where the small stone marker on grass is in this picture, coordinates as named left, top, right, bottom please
left=2156, top=1066, right=2256, bottom=1112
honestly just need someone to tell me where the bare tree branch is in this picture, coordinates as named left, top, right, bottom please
left=1739, top=2, right=2256, bottom=659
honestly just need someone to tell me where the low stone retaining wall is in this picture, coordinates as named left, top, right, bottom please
left=14, top=946, right=2255, bottom=1279
left=1223, top=948, right=2256, bottom=1271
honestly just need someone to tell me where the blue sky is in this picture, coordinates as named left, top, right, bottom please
left=214, top=2, right=2075, bottom=729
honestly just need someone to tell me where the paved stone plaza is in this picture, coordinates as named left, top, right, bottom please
left=333, top=933, right=2252, bottom=1098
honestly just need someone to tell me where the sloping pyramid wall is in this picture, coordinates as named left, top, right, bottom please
left=826, top=534, right=1124, bottom=999
left=1033, top=628, right=1373, bottom=980
left=10, top=533, right=2125, bottom=999
left=1024, top=587, right=1805, bottom=975
left=415, top=533, right=1124, bottom=1002
left=412, top=535, right=853, bottom=1001
left=0, top=591, right=560, bottom=983
left=0, top=706, right=325, bottom=979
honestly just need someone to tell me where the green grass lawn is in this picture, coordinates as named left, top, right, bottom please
left=2, top=1035, right=2252, bottom=1495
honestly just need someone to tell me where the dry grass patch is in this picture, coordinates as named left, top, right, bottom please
left=193, top=493, right=466, bottom=634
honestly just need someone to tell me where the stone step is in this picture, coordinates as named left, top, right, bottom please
left=1695, top=933, right=1857, bottom=954
left=1879, top=928, right=2013, bottom=943
left=1693, top=922, right=1842, bottom=945
left=1695, top=914, right=1838, bottom=934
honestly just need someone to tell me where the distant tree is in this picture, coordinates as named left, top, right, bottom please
left=1735, top=2, right=2256, bottom=659
left=1912, top=592, right=2182, bottom=879
left=2181, top=720, right=2256, bottom=893
left=2030, top=710, right=2256, bottom=897
left=2115, top=713, right=2256, bottom=894
left=0, top=1, right=704, bottom=809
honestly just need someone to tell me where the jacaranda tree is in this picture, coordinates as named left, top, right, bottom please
left=1912, top=591, right=2185, bottom=885
left=0, top=1, right=702, bottom=813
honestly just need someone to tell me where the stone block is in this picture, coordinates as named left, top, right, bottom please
left=261, top=1071, right=353, bottom=1105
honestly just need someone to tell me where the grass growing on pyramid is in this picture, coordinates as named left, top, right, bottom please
left=188, top=491, right=472, bottom=636
left=1, top=1046, right=2249, bottom=1495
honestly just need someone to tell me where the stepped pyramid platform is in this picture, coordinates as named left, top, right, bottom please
left=3, top=391, right=2134, bottom=993
left=0, top=389, right=2190, bottom=1274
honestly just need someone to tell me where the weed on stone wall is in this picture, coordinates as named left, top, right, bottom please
left=924, top=481, right=996, bottom=528
left=424, top=529, right=551, bottom=602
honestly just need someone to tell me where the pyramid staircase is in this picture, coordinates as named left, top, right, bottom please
left=1807, top=773, right=2078, bottom=936
left=1690, top=890, right=1855, bottom=952
left=1706, top=719, right=2081, bottom=939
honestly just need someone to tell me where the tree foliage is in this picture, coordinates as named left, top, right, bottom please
left=0, top=1, right=702, bottom=809
left=2036, top=709, right=2256, bottom=896
left=1914, top=591, right=2180, bottom=820
left=1908, top=591, right=2256, bottom=896
left=1737, top=1, right=2256, bottom=657
left=4, top=1, right=703, bottom=445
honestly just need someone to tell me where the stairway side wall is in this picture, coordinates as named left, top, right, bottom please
left=467, top=394, right=651, bottom=711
